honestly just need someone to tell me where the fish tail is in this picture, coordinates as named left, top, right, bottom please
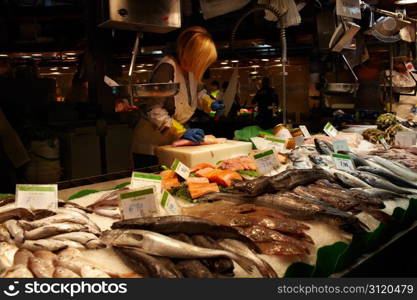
left=229, top=253, right=256, bottom=274
left=257, top=255, right=278, bottom=278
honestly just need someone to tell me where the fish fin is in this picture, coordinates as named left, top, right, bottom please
left=257, top=255, right=278, bottom=278
left=363, top=208, right=394, bottom=224
left=231, top=253, right=256, bottom=274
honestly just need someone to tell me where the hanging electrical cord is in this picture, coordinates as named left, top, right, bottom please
left=230, top=4, right=289, bottom=124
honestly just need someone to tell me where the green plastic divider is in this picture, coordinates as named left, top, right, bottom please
left=114, top=182, right=130, bottom=190
left=284, top=198, right=417, bottom=277
left=67, top=189, right=99, bottom=201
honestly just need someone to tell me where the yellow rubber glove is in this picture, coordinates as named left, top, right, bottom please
left=170, top=119, right=186, bottom=137
left=201, top=94, right=215, bottom=114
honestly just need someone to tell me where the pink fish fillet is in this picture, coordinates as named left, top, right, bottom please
left=171, top=135, right=226, bottom=147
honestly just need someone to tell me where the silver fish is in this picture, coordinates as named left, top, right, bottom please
left=0, top=224, right=11, bottom=242
left=314, top=139, right=334, bottom=155
left=25, top=223, right=89, bottom=240
left=309, top=154, right=335, bottom=168
left=370, top=155, right=417, bottom=181
left=4, top=219, right=25, bottom=244
left=0, top=242, right=18, bottom=270
left=56, top=208, right=101, bottom=235
left=347, top=170, right=417, bottom=194
left=94, top=207, right=121, bottom=219
left=1, top=264, right=34, bottom=278
left=218, top=239, right=277, bottom=278
left=326, top=168, right=372, bottom=188
left=19, top=213, right=91, bottom=231
left=13, top=248, right=34, bottom=266
left=50, top=232, right=99, bottom=245
left=55, top=253, right=113, bottom=276
left=53, top=266, right=80, bottom=278
left=103, top=229, right=255, bottom=274
left=21, top=239, right=85, bottom=252
left=80, top=265, right=110, bottom=278
left=357, top=166, right=417, bottom=189
left=28, top=256, right=54, bottom=278
left=351, top=188, right=404, bottom=200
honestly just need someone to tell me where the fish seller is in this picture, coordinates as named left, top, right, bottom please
left=131, top=26, right=224, bottom=168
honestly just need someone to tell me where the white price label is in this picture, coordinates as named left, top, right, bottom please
left=299, top=125, right=311, bottom=138
left=294, top=135, right=305, bottom=147
left=265, top=137, right=287, bottom=153
left=333, top=140, right=350, bottom=153
left=379, top=136, right=390, bottom=150
left=131, top=172, right=162, bottom=194
left=171, top=159, right=190, bottom=179
left=324, top=122, right=338, bottom=137
left=336, top=0, right=361, bottom=19
left=16, top=184, right=58, bottom=210
left=332, top=153, right=355, bottom=171
left=253, top=149, right=279, bottom=175
left=160, top=190, right=181, bottom=215
left=119, top=187, right=159, bottom=220
left=251, top=137, right=271, bottom=151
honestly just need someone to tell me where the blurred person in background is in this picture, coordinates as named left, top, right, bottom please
left=131, top=26, right=223, bottom=168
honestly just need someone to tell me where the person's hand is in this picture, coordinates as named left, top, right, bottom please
left=182, top=128, right=205, bottom=143
left=211, top=100, right=225, bottom=111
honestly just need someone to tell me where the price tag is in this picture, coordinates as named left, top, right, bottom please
left=16, top=184, right=58, bottom=210
left=333, top=140, right=350, bottom=153
left=131, top=172, right=162, bottom=194
left=324, top=122, right=338, bottom=137
left=251, top=137, right=271, bottom=151
left=160, top=190, right=181, bottom=215
left=379, top=136, right=390, bottom=150
left=253, top=149, right=279, bottom=175
left=171, top=159, right=190, bottom=179
left=299, top=125, right=311, bottom=138
left=294, top=135, right=305, bottom=147
left=336, top=0, right=361, bottom=19
left=119, top=187, right=159, bottom=220
left=265, top=137, right=287, bottom=153
left=332, top=153, right=355, bottom=171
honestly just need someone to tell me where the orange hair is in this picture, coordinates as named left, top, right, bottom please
left=177, top=26, right=217, bottom=82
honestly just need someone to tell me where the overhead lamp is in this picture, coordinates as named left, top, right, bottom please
left=274, top=59, right=281, bottom=62
left=65, top=52, right=77, bottom=55
left=221, top=66, right=232, bottom=69
left=231, top=60, right=239, bottom=63
left=62, top=67, right=70, bottom=70
left=32, top=53, right=42, bottom=57
left=50, top=67, right=58, bottom=71
left=21, top=56, right=31, bottom=59
left=146, top=64, right=153, bottom=67
left=122, top=65, right=126, bottom=68
left=261, top=58, right=269, bottom=62
left=251, top=64, right=260, bottom=68
left=50, top=72, right=61, bottom=75
left=395, top=0, right=417, bottom=4
left=0, top=54, right=8, bottom=57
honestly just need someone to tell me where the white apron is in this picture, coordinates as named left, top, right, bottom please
left=132, top=56, right=198, bottom=155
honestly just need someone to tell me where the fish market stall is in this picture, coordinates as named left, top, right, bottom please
left=2, top=121, right=417, bottom=278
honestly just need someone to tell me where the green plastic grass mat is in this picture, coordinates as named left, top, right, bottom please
left=114, top=182, right=130, bottom=190
left=285, top=198, right=417, bottom=277
left=67, top=189, right=99, bottom=201
left=234, top=126, right=273, bottom=143
left=0, top=194, right=13, bottom=198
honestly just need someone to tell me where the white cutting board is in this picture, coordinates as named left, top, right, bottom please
left=155, top=140, right=252, bottom=167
